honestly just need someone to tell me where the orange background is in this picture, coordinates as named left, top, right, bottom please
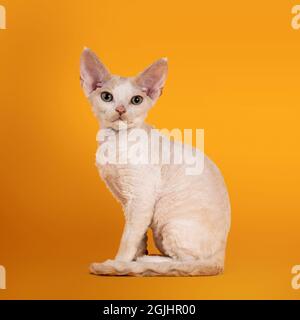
left=0, top=0, right=300, bottom=299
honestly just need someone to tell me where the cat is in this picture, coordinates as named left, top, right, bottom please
left=80, top=48, right=231, bottom=276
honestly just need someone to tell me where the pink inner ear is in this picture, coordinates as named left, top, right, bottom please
left=86, top=81, right=103, bottom=93
left=95, top=82, right=103, bottom=89
left=142, top=87, right=159, bottom=99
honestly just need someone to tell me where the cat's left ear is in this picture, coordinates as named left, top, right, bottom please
left=135, top=58, right=168, bottom=100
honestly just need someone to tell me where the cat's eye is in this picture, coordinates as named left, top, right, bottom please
left=131, top=95, right=143, bottom=105
left=101, top=91, right=113, bottom=102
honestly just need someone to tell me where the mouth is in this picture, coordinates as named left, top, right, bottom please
left=111, top=115, right=126, bottom=122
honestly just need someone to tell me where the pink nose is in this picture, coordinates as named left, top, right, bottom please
left=115, top=105, right=126, bottom=115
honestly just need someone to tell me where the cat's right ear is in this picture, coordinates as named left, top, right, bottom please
left=80, top=48, right=111, bottom=97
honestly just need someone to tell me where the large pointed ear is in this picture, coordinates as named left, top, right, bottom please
left=135, top=58, right=168, bottom=100
left=80, top=48, right=111, bottom=97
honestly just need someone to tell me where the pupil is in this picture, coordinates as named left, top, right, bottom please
left=131, top=95, right=143, bottom=105
left=101, top=92, right=112, bottom=101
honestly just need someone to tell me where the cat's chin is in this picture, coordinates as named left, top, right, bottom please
left=106, top=119, right=136, bottom=131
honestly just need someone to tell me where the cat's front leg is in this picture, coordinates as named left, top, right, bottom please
left=115, top=199, right=154, bottom=262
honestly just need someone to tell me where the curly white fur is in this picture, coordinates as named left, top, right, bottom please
left=80, top=48, right=231, bottom=276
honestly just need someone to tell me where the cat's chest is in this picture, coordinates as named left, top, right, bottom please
left=98, top=163, right=131, bottom=205
left=96, top=159, right=161, bottom=206
left=95, top=129, right=150, bottom=166
left=97, top=161, right=155, bottom=203
left=94, top=128, right=161, bottom=204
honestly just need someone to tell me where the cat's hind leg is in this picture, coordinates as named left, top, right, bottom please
left=159, top=218, right=227, bottom=263
left=89, top=217, right=227, bottom=276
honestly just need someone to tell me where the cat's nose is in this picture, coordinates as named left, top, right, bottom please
left=115, top=105, right=126, bottom=115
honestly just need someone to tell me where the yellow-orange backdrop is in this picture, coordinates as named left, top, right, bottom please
left=0, top=0, right=300, bottom=299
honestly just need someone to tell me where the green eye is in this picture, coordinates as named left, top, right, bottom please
left=101, top=91, right=113, bottom=102
left=131, top=95, right=143, bottom=105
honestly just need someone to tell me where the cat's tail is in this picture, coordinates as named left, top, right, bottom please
left=90, top=255, right=224, bottom=277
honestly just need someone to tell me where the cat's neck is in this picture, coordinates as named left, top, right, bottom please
left=96, top=122, right=154, bottom=145
left=100, top=122, right=153, bottom=134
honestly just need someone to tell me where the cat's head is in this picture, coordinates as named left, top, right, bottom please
left=80, top=48, right=168, bottom=130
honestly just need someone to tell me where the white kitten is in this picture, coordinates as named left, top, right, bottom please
left=80, top=48, right=231, bottom=276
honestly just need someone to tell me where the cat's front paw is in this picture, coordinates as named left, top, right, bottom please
left=90, top=259, right=115, bottom=275
left=90, top=259, right=134, bottom=276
